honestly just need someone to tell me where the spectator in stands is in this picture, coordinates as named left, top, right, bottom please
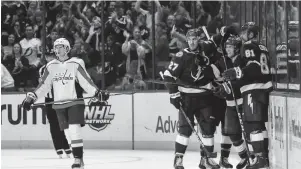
left=1, top=63, right=15, bottom=92
left=122, top=27, right=149, bottom=79
left=135, top=0, right=162, bottom=43
left=12, top=21, right=24, bottom=42
left=10, top=43, right=31, bottom=91
left=2, top=34, right=15, bottom=62
left=19, top=24, right=41, bottom=67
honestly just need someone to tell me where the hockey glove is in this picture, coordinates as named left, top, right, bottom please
left=22, top=92, right=37, bottom=111
left=222, top=67, right=243, bottom=81
left=213, top=82, right=231, bottom=99
left=220, top=25, right=239, bottom=37
left=170, top=92, right=181, bottom=109
left=96, top=90, right=110, bottom=102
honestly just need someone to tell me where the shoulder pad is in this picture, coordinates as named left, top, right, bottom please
left=258, top=44, right=268, bottom=52
left=175, top=51, right=184, bottom=57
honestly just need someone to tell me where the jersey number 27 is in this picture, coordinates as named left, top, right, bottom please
left=168, top=61, right=179, bottom=71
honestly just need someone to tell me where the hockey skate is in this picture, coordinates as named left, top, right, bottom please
left=219, top=157, right=233, bottom=169
left=173, top=155, right=184, bottom=169
left=236, top=158, right=248, bottom=169
left=199, top=156, right=220, bottom=169
left=65, top=149, right=72, bottom=158
left=57, top=150, right=63, bottom=159
left=71, top=158, right=84, bottom=169
left=246, top=155, right=269, bottom=169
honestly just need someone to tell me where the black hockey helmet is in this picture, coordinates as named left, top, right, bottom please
left=241, top=22, right=259, bottom=37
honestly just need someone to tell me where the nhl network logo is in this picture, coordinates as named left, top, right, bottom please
left=84, top=102, right=115, bottom=132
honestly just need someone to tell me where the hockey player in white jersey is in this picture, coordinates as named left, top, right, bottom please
left=22, top=38, right=109, bottom=169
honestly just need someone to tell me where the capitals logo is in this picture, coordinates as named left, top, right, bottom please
left=84, top=101, right=115, bottom=132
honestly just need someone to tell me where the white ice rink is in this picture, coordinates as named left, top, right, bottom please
left=2, top=149, right=242, bottom=169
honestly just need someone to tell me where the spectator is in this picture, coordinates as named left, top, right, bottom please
left=1, top=63, right=15, bottom=92
left=169, top=1, right=191, bottom=22
left=122, top=27, right=149, bottom=79
left=19, top=24, right=41, bottom=68
left=10, top=43, right=31, bottom=91
left=11, top=21, right=24, bottom=42
left=2, top=34, right=16, bottom=61
left=135, top=0, right=162, bottom=36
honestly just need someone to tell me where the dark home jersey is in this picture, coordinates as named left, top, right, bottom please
left=239, top=40, right=273, bottom=95
left=214, top=55, right=244, bottom=106
left=163, top=48, right=219, bottom=95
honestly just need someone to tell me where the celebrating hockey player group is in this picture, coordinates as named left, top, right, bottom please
left=164, top=22, right=272, bottom=169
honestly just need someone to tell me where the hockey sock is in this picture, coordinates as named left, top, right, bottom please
left=221, top=135, right=232, bottom=158
left=175, top=134, right=189, bottom=155
left=64, top=129, right=71, bottom=145
left=262, top=129, right=269, bottom=154
left=233, top=139, right=248, bottom=159
left=250, top=130, right=265, bottom=155
left=201, top=135, right=214, bottom=157
left=69, top=124, right=83, bottom=159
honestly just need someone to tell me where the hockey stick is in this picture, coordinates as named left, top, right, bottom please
left=144, top=79, right=213, bottom=92
left=219, top=36, right=253, bottom=165
left=179, top=103, right=217, bottom=158
left=158, top=72, right=217, bottom=158
left=30, top=93, right=132, bottom=107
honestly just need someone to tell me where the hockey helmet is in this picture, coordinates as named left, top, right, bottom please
left=54, top=38, right=71, bottom=54
left=225, top=35, right=241, bottom=47
left=186, top=28, right=202, bottom=39
left=241, top=22, right=259, bottom=37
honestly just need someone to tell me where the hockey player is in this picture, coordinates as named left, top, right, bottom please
left=22, top=38, right=110, bottom=169
left=40, top=51, right=72, bottom=158
left=223, top=22, right=272, bottom=169
left=163, top=27, right=237, bottom=169
left=213, top=35, right=249, bottom=169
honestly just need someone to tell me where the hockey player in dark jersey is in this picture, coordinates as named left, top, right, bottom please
left=163, top=26, right=237, bottom=169
left=223, top=22, right=272, bottom=169
left=213, top=35, right=249, bottom=169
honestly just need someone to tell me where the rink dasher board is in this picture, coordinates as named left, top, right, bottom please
left=269, top=92, right=301, bottom=169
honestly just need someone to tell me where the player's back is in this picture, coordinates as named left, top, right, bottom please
left=239, top=40, right=273, bottom=95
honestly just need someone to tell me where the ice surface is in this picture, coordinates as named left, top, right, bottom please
left=2, top=149, right=241, bottom=169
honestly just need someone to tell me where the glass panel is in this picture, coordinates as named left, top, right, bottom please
left=246, top=1, right=253, bottom=22
left=287, top=1, right=300, bottom=90
left=266, top=1, right=278, bottom=89
left=259, top=1, right=267, bottom=45
left=241, top=2, right=246, bottom=25
left=253, top=1, right=260, bottom=25
left=275, top=1, right=289, bottom=89
left=225, top=1, right=241, bottom=26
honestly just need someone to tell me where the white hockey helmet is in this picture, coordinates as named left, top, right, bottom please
left=53, top=38, right=70, bottom=55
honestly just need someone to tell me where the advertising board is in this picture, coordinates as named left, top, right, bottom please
left=287, top=97, right=301, bottom=169
left=1, top=93, right=133, bottom=149
left=133, top=92, right=223, bottom=151
left=268, top=95, right=287, bottom=169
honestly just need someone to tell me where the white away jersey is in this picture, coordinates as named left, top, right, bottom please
left=34, top=57, right=98, bottom=109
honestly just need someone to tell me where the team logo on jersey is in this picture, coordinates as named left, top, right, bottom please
left=53, top=70, right=74, bottom=85
left=175, top=51, right=183, bottom=57
left=84, top=101, right=115, bottom=132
